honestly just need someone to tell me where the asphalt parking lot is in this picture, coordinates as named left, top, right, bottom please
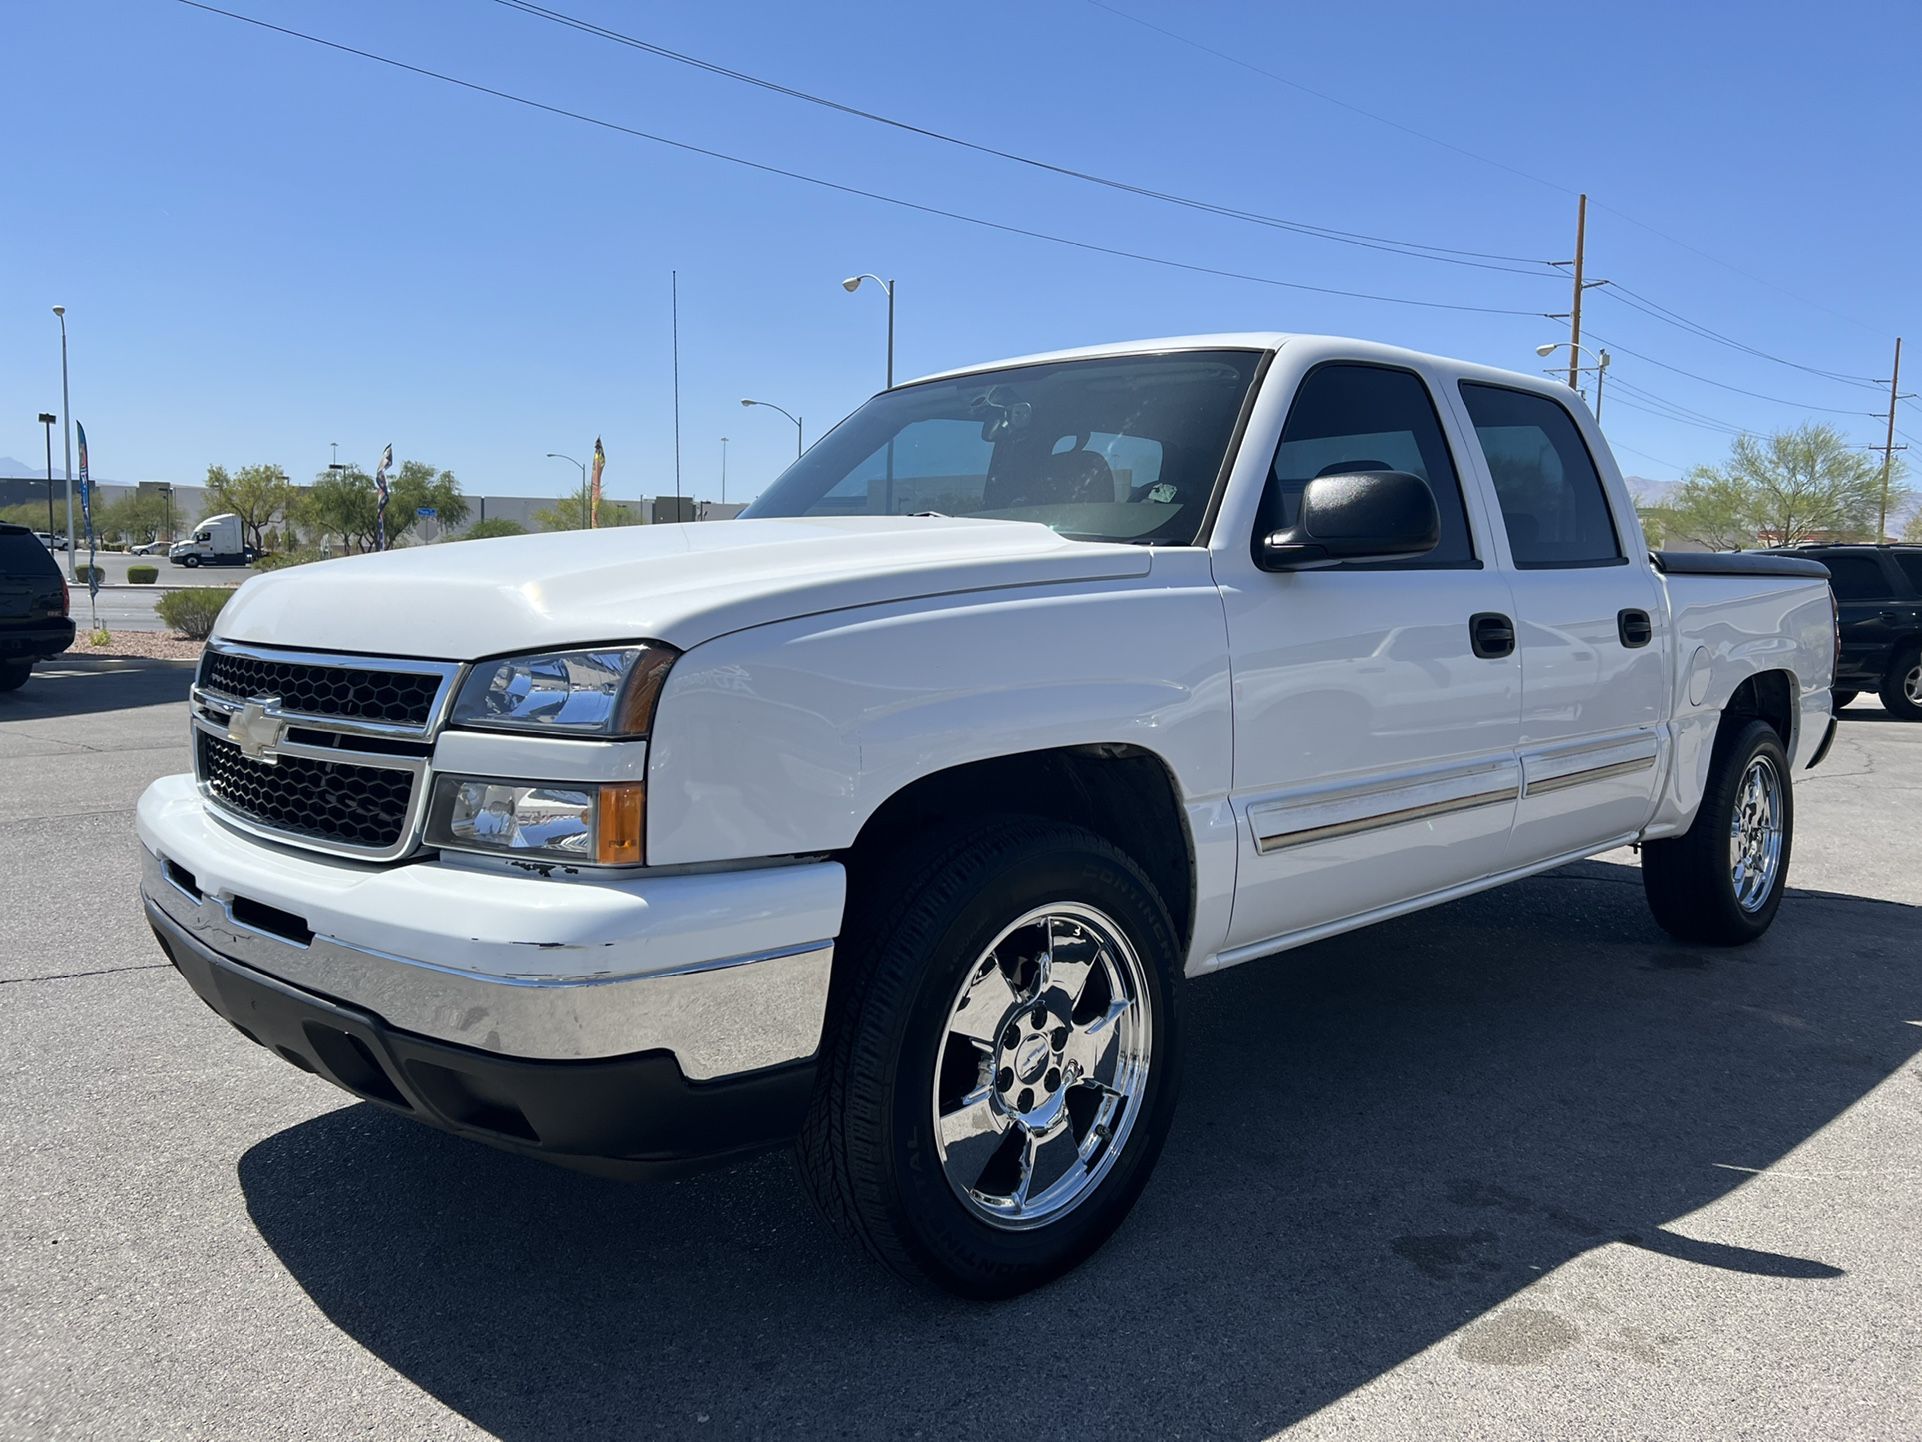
left=3, top=662, right=1918, bottom=1441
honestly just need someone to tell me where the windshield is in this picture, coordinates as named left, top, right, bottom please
left=742, top=349, right=1264, bottom=544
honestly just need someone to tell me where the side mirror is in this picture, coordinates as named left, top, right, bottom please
left=1257, top=469, right=1440, bottom=571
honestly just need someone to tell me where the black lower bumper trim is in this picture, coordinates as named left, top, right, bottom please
left=0, top=620, right=75, bottom=661
left=1807, top=715, right=1838, bottom=770
left=147, top=902, right=815, bottom=1179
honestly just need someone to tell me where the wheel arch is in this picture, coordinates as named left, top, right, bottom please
left=840, top=745, right=1197, bottom=964
left=1719, top=668, right=1796, bottom=754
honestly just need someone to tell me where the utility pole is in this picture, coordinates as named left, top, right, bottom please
left=1880, top=336, right=1904, bottom=542
left=1566, top=194, right=1587, bottom=391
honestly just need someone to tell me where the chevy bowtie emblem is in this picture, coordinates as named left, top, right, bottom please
left=226, top=699, right=288, bottom=763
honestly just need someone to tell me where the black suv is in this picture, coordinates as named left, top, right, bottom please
left=1788, top=543, right=1922, bottom=719
left=0, top=523, right=75, bottom=691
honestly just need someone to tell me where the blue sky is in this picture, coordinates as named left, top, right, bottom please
left=4, top=0, right=1919, bottom=503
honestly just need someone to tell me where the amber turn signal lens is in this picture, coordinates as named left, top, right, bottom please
left=596, top=782, right=646, bottom=865
left=614, top=648, right=678, bottom=737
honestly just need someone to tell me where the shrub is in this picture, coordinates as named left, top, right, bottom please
left=128, top=564, right=159, bottom=584
left=155, top=587, right=232, bottom=640
left=73, top=564, right=104, bottom=585
left=460, top=517, right=528, bottom=541
left=253, top=548, right=327, bottom=571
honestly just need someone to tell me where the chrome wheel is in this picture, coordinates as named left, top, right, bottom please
left=1728, top=754, right=1784, bottom=913
left=931, top=903, right=1151, bottom=1231
left=1906, top=664, right=1922, bottom=705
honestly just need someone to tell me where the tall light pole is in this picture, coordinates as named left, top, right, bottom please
left=36, top=413, right=57, bottom=539
left=1535, top=341, right=1610, bottom=421
left=719, top=436, right=729, bottom=506
left=740, top=398, right=804, bottom=460
left=842, top=274, right=896, bottom=387
left=546, top=452, right=588, bottom=528
left=52, top=307, right=75, bottom=581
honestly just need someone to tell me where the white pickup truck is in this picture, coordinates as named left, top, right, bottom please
left=138, top=334, right=1836, bottom=1297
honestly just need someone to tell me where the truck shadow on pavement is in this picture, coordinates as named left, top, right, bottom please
left=0, top=656, right=194, bottom=721
left=237, top=859, right=1921, bottom=1440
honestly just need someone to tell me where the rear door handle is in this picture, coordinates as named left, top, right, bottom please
left=1880, top=610, right=1902, bottom=622
left=1618, top=608, right=1653, bottom=648
left=1470, top=612, right=1515, bottom=659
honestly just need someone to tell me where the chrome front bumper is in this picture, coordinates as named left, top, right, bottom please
left=137, top=776, right=843, bottom=1081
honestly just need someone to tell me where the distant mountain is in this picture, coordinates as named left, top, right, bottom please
left=0, top=456, right=42, bottom=477
left=1623, top=476, right=1681, bottom=506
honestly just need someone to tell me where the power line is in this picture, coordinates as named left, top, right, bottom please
left=1083, top=0, right=1573, bottom=199
left=1584, top=332, right=1887, bottom=415
left=172, top=2, right=1552, bottom=317
left=1596, top=284, right=1884, bottom=388
left=1605, top=393, right=1749, bottom=438
left=1606, top=376, right=1752, bottom=434
left=1084, top=0, right=1891, bottom=339
left=1608, top=440, right=1685, bottom=473
left=487, top=0, right=1558, bottom=278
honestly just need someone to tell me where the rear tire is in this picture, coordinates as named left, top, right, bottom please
left=0, top=661, right=31, bottom=693
left=797, top=818, right=1181, bottom=1298
left=1831, top=689, right=1858, bottom=714
left=1643, top=718, right=1792, bottom=945
left=1878, top=644, right=1922, bottom=720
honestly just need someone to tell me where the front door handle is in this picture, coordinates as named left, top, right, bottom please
left=1618, top=608, right=1653, bottom=648
left=1880, top=610, right=1902, bottom=622
left=1470, top=612, right=1515, bottom=659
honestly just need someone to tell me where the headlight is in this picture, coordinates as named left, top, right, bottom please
left=450, top=645, right=676, bottom=737
left=426, top=777, right=645, bottom=865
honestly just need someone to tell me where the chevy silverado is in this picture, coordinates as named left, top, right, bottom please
left=138, top=334, right=1836, bottom=1296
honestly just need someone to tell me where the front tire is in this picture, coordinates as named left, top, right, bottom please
left=0, top=661, right=32, bottom=693
left=181, top=555, right=199, bottom=569
left=1879, top=644, right=1922, bottom=720
left=1831, top=689, right=1858, bottom=714
left=798, top=819, right=1181, bottom=1298
left=1642, top=719, right=1792, bottom=945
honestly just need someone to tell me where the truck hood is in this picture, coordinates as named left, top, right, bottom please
left=212, top=516, right=1154, bottom=659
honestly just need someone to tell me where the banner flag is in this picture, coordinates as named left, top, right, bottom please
left=590, top=436, right=605, bottom=529
left=76, top=421, right=99, bottom=603
left=375, top=443, right=393, bottom=552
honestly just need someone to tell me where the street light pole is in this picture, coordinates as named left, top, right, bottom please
left=740, top=398, right=805, bottom=460
left=720, top=436, right=729, bottom=506
left=545, top=453, right=588, bottom=528
left=52, top=307, right=75, bottom=581
left=1535, top=341, right=1609, bottom=420
left=37, top=413, right=56, bottom=538
left=841, top=274, right=896, bottom=388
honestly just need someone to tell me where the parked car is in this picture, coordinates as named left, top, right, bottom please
left=130, top=537, right=166, bottom=556
left=1782, top=543, right=1922, bottom=719
left=168, top=513, right=257, bottom=567
left=136, top=333, right=1837, bottom=1296
left=33, top=532, right=69, bottom=551
left=0, top=523, right=76, bottom=691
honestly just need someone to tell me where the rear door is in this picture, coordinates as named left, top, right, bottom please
left=1818, top=550, right=1909, bottom=688
left=1452, top=382, right=1669, bottom=867
left=1213, top=357, right=1522, bottom=953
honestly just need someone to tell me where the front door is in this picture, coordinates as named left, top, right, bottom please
left=1214, top=359, right=1523, bottom=955
left=1451, top=381, right=1668, bottom=866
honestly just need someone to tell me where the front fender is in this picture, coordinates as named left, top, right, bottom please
left=645, top=557, right=1232, bottom=866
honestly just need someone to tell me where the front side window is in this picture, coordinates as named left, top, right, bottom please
left=1459, top=382, right=1624, bottom=568
left=743, top=350, right=1264, bottom=545
left=1261, top=362, right=1477, bottom=568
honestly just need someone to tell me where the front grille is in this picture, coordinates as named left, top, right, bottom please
left=199, top=650, right=443, bottom=727
left=197, top=731, right=416, bottom=853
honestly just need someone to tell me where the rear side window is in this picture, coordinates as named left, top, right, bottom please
left=1823, top=553, right=1895, bottom=601
left=1892, top=553, right=1922, bottom=595
left=1458, top=383, right=1623, bottom=568
left=1263, top=362, right=1477, bottom=568
left=0, top=529, right=59, bottom=580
